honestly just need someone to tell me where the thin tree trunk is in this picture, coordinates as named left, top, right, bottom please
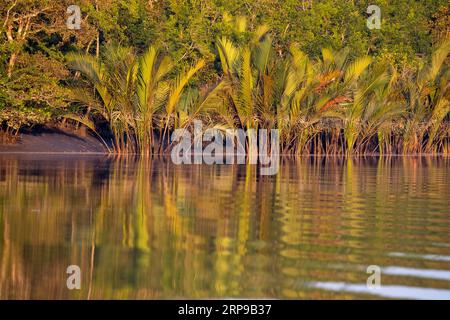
left=7, top=52, right=17, bottom=78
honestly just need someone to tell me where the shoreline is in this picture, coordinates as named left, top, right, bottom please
left=0, top=151, right=448, bottom=157
left=0, top=127, right=448, bottom=157
left=0, top=126, right=108, bottom=154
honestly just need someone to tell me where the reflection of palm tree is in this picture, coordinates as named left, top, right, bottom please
left=132, top=160, right=150, bottom=253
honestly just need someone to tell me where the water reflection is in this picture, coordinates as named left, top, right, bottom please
left=0, top=155, right=449, bottom=299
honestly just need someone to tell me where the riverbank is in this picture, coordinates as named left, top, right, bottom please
left=0, top=126, right=108, bottom=153
left=1, top=126, right=448, bottom=156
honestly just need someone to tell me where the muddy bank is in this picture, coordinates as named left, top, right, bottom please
left=0, top=127, right=108, bottom=153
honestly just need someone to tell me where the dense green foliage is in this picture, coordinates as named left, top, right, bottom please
left=0, top=0, right=449, bottom=154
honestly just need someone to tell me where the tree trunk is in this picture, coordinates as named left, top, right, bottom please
left=7, top=52, right=18, bottom=78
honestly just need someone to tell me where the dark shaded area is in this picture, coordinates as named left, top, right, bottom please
left=0, top=126, right=107, bottom=153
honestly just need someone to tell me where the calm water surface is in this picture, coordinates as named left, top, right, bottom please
left=0, top=155, right=449, bottom=299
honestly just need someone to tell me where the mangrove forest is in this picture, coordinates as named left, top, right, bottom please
left=1, top=1, right=449, bottom=155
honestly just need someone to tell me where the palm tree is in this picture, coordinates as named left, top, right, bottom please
left=68, top=45, right=205, bottom=153
left=349, top=63, right=404, bottom=154
left=135, top=46, right=173, bottom=154
left=68, top=45, right=137, bottom=153
left=215, top=16, right=272, bottom=130
left=403, top=40, right=450, bottom=154
left=278, top=47, right=350, bottom=154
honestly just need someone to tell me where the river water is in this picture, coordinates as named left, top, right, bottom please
left=0, top=155, right=449, bottom=299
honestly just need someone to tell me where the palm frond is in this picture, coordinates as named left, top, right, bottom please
left=217, top=37, right=239, bottom=76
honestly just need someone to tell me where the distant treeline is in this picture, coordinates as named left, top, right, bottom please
left=0, top=1, right=449, bottom=154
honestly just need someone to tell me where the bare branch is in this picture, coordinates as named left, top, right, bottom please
left=3, top=0, right=18, bottom=28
